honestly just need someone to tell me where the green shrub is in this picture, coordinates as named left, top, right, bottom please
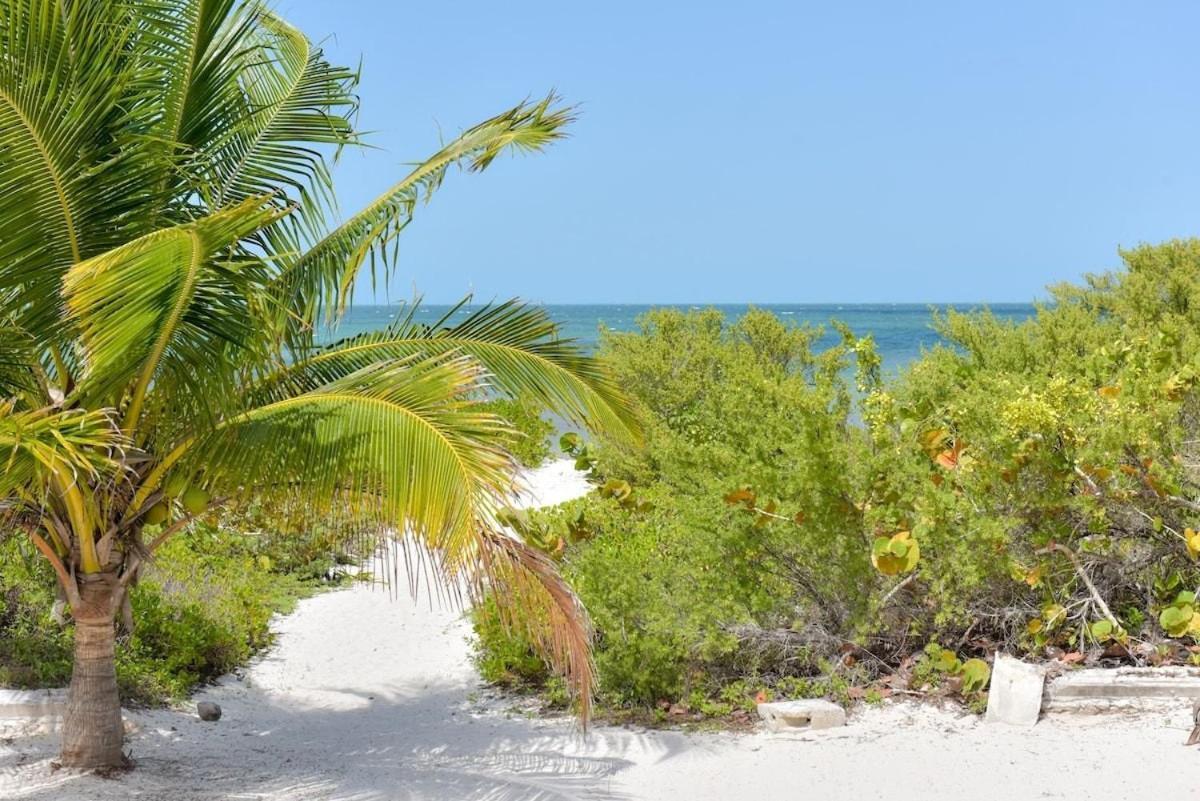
left=472, top=594, right=551, bottom=689
left=0, top=537, right=73, bottom=688
left=474, top=240, right=1200, bottom=714
left=859, top=240, right=1200, bottom=647
left=0, top=523, right=326, bottom=704
left=477, top=308, right=872, bottom=707
left=487, top=393, right=555, bottom=468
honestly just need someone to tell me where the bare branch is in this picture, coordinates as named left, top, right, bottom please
left=880, top=571, right=919, bottom=608
left=1166, top=494, right=1200, bottom=514
left=1038, top=542, right=1119, bottom=628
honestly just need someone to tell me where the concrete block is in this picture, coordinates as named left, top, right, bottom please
left=0, top=688, right=67, bottom=719
left=1044, top=666, right=1200, bottom=713
left=757, top=699, right=847, bottom=731
left=0, top=688, right=138, bottom=736
left=985, top=654, right=1045, bottom=727
left=0, top=688, right=68, bottom=735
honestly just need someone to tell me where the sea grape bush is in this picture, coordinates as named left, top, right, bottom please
left=475, top=240, right=1200, bottom=714
left=477, top=307, right=877, bottom=707
left=861, top=240, right=1200, bottom=657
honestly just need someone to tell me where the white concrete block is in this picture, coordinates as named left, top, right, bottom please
left=0, top=688, right=67, bottom=719
left=1045, top=666, right=1200, bottom=713
left=985, top=654, right=1045, bottom=727
left=757, top=699, right=847, bottom=731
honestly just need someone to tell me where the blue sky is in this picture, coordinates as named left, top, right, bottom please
left=280, top=1, right=1200, bottom=304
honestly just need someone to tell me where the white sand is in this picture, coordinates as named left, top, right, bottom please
left=4, top=458, right=1200, bottom=800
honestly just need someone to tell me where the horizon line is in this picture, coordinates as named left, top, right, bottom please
left=351, top=298, right=1048, bottom=307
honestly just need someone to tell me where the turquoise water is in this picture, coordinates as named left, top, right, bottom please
left=328, top=303, right=1038, bottom=373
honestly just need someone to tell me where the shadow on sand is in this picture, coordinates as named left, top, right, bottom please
left=1, top=679, right=693, bottom=801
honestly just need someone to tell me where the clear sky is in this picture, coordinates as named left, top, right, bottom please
left=279, top=1, right=1200, bottom=304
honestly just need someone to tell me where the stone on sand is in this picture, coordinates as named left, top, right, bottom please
left=196, top=701, right=222, bottom=722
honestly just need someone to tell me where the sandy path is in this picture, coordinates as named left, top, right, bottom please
left=3, top=459, right=1200, bottom=800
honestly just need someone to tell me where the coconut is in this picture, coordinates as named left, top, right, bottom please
left=143, top=503, right=169, bottom=526
left=181, top=487, right=211, bottom=515
left=164, top=474, right=189, bottom=498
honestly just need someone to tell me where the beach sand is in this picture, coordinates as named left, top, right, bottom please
left=3, top=458, right=1200, bottom=800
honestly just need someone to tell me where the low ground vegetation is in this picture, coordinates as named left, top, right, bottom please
left=475, top=240, right=1200, bottom=720
left=0, top=523, right=345, bottom=705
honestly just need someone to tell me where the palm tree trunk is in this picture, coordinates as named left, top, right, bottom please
left=60, top=573, right=125, bottom=769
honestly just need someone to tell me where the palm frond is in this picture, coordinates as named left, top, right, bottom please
left=469, top=529, right=596, bottom=723
left=0, top=403, right=124, bottom=498
left=255, top=298, right=641, bottom=440
left=138, top=0, right=254, bottom=164
left=63, top=196, right=282, bottom=424
left=179, top=354, right=516, bottom=547
left=0, top=325, right=36, bottom=397
left=206, top=11, right=359, bottom=241
left=273, top=95, right=575, bottom=327
left=0, top=0, right=167, bottom=335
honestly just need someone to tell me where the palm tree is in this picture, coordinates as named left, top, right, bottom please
left=0, top=0, right=637, bottom=770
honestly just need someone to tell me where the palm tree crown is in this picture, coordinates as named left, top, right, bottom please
left=0, top=0, right=637, bottom=769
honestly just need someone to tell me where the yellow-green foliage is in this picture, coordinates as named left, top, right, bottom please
left=866, top=240, right=1200, bottom=641
left=870, top=532, right=920, bottom=576
left=475, top=240, right=1200, bottom=712
left=478, top=308, right=874, bottom=706
left=1159, top=591, right=1199, bottom=638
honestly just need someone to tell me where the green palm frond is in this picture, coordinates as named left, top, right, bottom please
left=0, top=403, right=124, bottom=498
left=63, top=196, right=282, bottom=424
left=138, top=0, right=256, bottom=167
left=0, top=325, right=35, bottom=397
left=273, top=95, right=575, bottom=326
left=255, top=299, right=642, bottom=440
left=179, top=354, right=516, bottom=546
left=206, top=12, right=359, bottom=241
left=0, top=0, right=167, bottom=334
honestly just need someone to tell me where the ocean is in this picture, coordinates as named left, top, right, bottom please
left=329, top=303, right=1039, bottom=373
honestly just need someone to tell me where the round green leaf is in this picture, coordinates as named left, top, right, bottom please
left=961, top=658, right=991, bottom=693
left=1160, top=605, right=1194, bottom=637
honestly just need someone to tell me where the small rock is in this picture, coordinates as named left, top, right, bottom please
left=197, top=702, right=222, bottom=722
left=757, top=699, right=847, bottom=731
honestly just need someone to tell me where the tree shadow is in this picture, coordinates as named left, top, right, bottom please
left=1, top=538, right=702, bottom=800
left=1, top=680, right=695, bottom=800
